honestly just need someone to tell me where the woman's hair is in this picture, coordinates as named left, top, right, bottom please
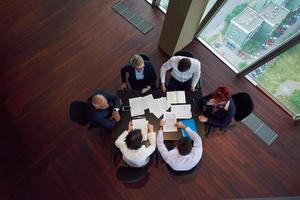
left=211, top=86, right=232, bottom=102
left=130, top=54, right=144, bottom=68
left=125, top=129, right=143, bottom=150
left=177, top=138, right=192, bottom=156
left=177, top=58, right=191, bottom=72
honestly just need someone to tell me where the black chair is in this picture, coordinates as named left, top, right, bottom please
left=69, top=101, right=89, bottom=126
left=232, top=92, right=254, bottom=122
left=173, top=50, right=202, bottom=90
left=174, top=50, right=194, bottom=58
left=166, top=164, right=197, bottom=176
left=116, top=166, right=149, bottom=182
left=206, top=92, right=254, bottom=136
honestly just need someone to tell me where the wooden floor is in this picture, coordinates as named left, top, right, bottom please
left=1, top=0, right=300, bottom=199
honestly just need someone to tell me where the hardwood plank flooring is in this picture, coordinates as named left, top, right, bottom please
left=0, top=0, right=299, bottom=199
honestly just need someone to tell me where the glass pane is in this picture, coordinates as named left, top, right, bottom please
left=248, top=42, right=300, bottom=116
left=198, top=0, right=300, bottom=72
left=200, top=0, right=218, bottom=22
left=146, top=0, right=153, bottom=4
left=158, top=0, right=169, bottom=13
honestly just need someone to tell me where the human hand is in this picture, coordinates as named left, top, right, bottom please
left=207, top=99, right=216, bottom=106
left=121, top=83, right=128, bottom=90
left=127, top=121, right=133, bottom=132
left=147, top=123, right=154, bottom=132
left=191, top=87, right=195, bottom=92
left=112, top=111, right=121, bottom=122
left=175, top=122, right=186, bottom=129
left=161, top=84, right=166, bottom=92
left=198, top=115, right=208, bottom=122
left=141, top=86, right=150, bottom=94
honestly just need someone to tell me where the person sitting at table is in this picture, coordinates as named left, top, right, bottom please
left=197, top=86, right=236, bottom=129
left=121, top=54, right=157, bottom=94
left=87, top=90, right=121, bottom=130
left=156, top=120, right=203, bottom=172
left=160, top=56, right=201, bottom=92
left=115, top=122, right=156, bottom=167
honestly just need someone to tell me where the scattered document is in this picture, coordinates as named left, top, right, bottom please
left=129, top=97, right=145, bottom=117
left=142, top=94, right=154, bottom=110
left=132, top=118, right=148, bottom=141
left=163, top=112, right=177, bottom=132
left=150, top=97, right=171, bottom=118
left=171, top=104, right=192, bottom=119
left=167, top=91, right=186, bottom=104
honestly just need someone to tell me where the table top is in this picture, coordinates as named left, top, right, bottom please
left=111, top=90, right=205, bottom=140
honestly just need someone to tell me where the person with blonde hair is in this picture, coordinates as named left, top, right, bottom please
left=87, top=90, right=121, bottom=129
left=121, top=54, right=157, bottom=93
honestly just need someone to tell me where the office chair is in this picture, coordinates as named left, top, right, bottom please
left=173, top=50, right=202, bottom=90
left=116, top=166, right=149, bottom=183
left=69, top=101, right=89, bottom=126
left=166, top=164, right=197, bottom=176
left=206, top=92, right=254, bottom=136
left=69, top=101, right=107, bottom=140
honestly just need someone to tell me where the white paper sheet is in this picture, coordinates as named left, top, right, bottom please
left=163, top=112, right=177, bottom=132
left=129, top=97, right=145, bottom=117
left=171, top=104, right=192, bottom=119
left=132, top=118, right=148, bottom=141
left=166, top=91, right=186, bottom=104
left=142, top=94, right=154, bottom=110
left=150, top=97, right=171, bottom=118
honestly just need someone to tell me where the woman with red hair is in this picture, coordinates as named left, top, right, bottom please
left=198, top=86, right=236, bottom=130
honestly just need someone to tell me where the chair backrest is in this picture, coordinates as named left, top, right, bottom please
left=69, top=101, right=89, bottom=126
left=166, top=163, right=197, bottom=176
left=116, top=166, right=148, bottom=182
left=174, top=50, right=194, bottom=58
left=232, top=92, right=254, bottom=122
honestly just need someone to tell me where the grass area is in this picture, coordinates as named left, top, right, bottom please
left=256, top=44, right=300, bottom=114
left=277, top=91, right=300, bottom=113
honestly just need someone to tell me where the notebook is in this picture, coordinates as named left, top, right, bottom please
left=166, top=91, right=186, bottom=104
left=180, top=119, right=198, bottom=141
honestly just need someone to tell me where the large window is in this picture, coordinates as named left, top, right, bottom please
left=248, top=43, right=300, bottom=119
left=198, top=0, right=300, bottom=72
left=158, top=0, right=169, bottom=13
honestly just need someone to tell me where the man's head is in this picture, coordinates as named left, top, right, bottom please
left=130, top=54, right=145, bottom=72
left=177, top=138, right=192, bottom=156
left=126, top=129, right=143, bottom=150
left=211, top=86, right=232, bottom=104
left=177, top=58, right=191, bottom=72
left=92, top=94, right=108, bottom=109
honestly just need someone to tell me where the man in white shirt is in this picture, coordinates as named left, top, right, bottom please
left=115, top=122, right=156, bottom=168
left=157, top=120, right=203, bottom=171
left=160, top=56, right=201, bottom=92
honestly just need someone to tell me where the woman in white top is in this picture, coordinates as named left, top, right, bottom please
left=115, top=122, right=156, bottom=168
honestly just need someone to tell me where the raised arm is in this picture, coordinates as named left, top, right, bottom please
left=191, top=60, right=201, bottom=89
left=115, top=130, right=129, bottom=149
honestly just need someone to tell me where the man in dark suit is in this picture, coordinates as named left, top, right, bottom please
left=121, top=54, right=157, bottom=93
left=87, top=90, right=121, bottom=129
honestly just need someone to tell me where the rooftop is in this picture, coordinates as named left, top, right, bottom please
left=259, top=1, right=290, bottom=27
left=232, top=7, right=264, bottom=34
